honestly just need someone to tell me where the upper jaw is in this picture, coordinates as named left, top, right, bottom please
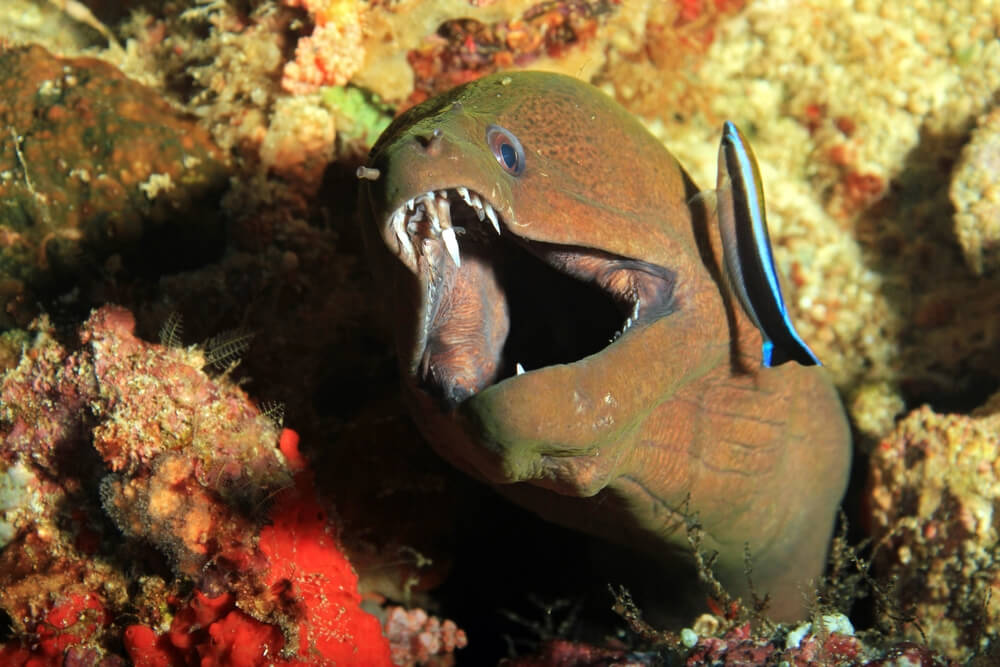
left=383, top=187, right=504, bottom=273
left=377, top=185, right=677, bottom=409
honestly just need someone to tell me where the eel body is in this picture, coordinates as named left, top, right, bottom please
left=358, top=71, right=851, bottom=621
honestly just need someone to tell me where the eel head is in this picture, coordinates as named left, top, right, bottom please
left=359, top=71, right=715, bottom=493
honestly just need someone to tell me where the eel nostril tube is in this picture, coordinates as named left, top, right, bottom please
left=417, top=128, right=444, bottom=155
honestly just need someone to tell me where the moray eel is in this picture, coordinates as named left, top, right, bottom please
left=358, top=71, right=851, bottom=621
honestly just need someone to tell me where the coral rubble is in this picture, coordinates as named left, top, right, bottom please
left=867, top=398, right=1000, bottom=661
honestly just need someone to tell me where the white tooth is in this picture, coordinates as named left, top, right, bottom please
left=457, top=186, right=472, bottom=206
left=406, top=198, right=415, bottom=212
left=515, top=362, right=525, bottom=375
left=426, top=203, right=440, bottom=232
left=410, top=207, right=424, bottom=224
left=484, top=204, right=501, bottom=235
left=469, top=193, right=486, bottom=221
left=438, top=197, right=452, bottom=228
left=390, top=208, right=403, bottom=229
left=394, top=217, right=414, bottom=260
left=442, top=227, right=461, bottom=267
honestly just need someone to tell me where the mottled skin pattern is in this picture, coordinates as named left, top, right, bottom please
left=360, top=72, right=851, bottom=621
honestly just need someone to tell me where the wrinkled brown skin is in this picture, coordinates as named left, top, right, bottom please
left=360, top=71, right=851, bottom=621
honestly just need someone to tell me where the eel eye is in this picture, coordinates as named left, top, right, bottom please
left=486, top=124, right=525, bottom=176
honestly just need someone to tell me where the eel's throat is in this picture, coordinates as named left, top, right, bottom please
left=381, top=187, right=677, bottom=408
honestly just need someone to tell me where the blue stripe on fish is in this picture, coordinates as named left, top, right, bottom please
left=716, top=121, right=821, bottom=368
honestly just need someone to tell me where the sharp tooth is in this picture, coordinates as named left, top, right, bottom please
left=469, top=193, right=486, bottom=221
left=406, top=198, right=415, bottom=212
left=426, top=203, right=440, bottom=233
left=438, top=196, right=452, bottom=227
left=410, top=207, right=424, bottom=224
left=484, top=204, right=501, bottom=235
left=457, top=186, right=472, bottom=206
left=441, top=227, right=461, bottom=267
left=515, top=362, right=525, bottom=375
left=391, top=209, right=415, bottom=261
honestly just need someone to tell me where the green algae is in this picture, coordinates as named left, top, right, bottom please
left=320, top=85, right=393, bottom=147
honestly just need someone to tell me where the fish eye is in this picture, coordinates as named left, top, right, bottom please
left=486, top=125, right=525, bottom=176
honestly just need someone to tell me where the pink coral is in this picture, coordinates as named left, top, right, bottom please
left=281, top=0, right=365, bottom=94
left=384, top=605, right=468, bottom=667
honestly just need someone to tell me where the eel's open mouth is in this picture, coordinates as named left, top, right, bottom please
left=384, top=187, right=677, bottom=407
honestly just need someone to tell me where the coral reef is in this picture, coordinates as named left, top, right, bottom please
left=384, top=606, right=468, bottom=667
left=0, top=45, right=227, bottom=329
left=403, top=0, right=622, bottom=107
left=348, top=0, right=539, bottom=104
left=1, top=0, right=110, bottom=52
left=281, top=0, right=366, bottom=94
left=951, top=104, right=1000, bottom=276
left=622, top=0, right=1000, bottom=417
left=0, top=306, right=468, bottom=664
left=0, top=0, right=999, bottom=663
left=867, top=398, right=1000, bottom=661
left=505, top=613, right=961, bottom=666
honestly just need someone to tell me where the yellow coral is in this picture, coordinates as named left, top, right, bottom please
left=259, top=95, right=336, bottom=191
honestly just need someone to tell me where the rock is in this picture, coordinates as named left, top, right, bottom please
left=951, top=106, right=1000, bottom=276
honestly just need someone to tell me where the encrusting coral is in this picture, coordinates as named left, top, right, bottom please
left=867, top=396, right=1000, bottom=662
left=0, top=44, right=228, bottom=330
left=0, top=306, right=466, bottom=665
